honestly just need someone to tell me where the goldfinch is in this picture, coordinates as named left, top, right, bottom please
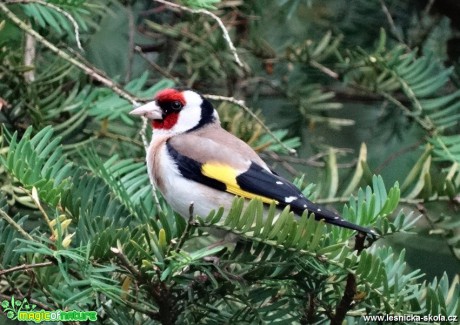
left=130, top=88, right=375, bottom=237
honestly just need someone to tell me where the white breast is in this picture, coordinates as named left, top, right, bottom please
left=148, top=138, right=235, bottom=219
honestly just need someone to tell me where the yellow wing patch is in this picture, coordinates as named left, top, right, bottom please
left=201, top=163, right=278, bottom=205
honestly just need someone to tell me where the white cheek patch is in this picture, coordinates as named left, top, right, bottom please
left=173, top=104, right=202, bottom=133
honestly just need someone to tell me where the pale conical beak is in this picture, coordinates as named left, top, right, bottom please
left=129, top=101, right=163, bottom=120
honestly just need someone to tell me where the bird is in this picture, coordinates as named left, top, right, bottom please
left=130, top=88, right=376, bottom=237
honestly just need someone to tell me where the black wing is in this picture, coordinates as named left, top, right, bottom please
left=167, top=141, right=375, bottom=236
left=236, top=162, right=376, bottom=236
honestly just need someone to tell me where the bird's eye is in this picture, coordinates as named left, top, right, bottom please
left=171, top=101, right=183, bottom=110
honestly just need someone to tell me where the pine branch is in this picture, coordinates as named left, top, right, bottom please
left=154, top=0, right=244, bottom=68
left=5, top=0, right=83, bottom=50
left=0, top=3, right=140, bottom=105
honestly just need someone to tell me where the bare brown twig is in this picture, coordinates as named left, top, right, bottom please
left=331, top=273, right=356, bottom=324
left=0, top=261, right=54, bottom=276
left=111, top=246, right=142, bottom=279
left=331, top=233, right=366, bottom=324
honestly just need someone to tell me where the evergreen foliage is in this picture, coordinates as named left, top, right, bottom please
left=0, top=0, right=459, bottom=324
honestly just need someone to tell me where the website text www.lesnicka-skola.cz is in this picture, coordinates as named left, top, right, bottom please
left=362, top=314, right=458, bottom=323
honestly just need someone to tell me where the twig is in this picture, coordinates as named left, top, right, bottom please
left=416, top=204, right=460, bottom=262
left=380, top=92, right=434, bottom=131
left=140, top=116, right=150, bottom=149
left=265, top=151, right=299, bottom=176
left=111, top=245, right=176, bottom=322
left=135, top=46, right=181, bottom=84
left=173, top=202, right=196, bottom=254
left=310, top=60, right=339, bottom=80
left=0, top=3, right=140, bottom=105
left=111, top=246, right=142, bottom=279
left=166, top=45, right=181, bottom=75
left=26, top=272, right=35, bottom=298
left=304, top=292, right=316, bottom=324
left=122, top=299, right=160, bottom=320
left=204, top=94, right=297, bottom=155
left=317, top=195, right=454, bottom=206
left=98, top=130, right=144, bottom=147
left=23, top=29, right=36, bottom=82
left=0, top=261, right=54, bottom=276
left=423, top=0, right=436, bottom=15
left=154, top=0, right=244, bottom=68
left=0, top=209, right=34, bottom=241
left=6, top=0, right=83, bottom=50
left=152, top=282, right=175, bottom=325
left=138, top=114, right=164, bottom=213
left=331, top=273, right=356, bottom=325
left=125, top=4, right=135, bottom=83
left=375, top=140, right=423, bottom=174
left=330, top=234, right=365, bottom=324
left=261, top=149, right=357, bottom=169
left=379, top=0, right=404, bottom=44
left=353, top=232, right=367, bottom=254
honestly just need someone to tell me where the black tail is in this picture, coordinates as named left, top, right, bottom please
left=290, top=201, right=377, bottom=238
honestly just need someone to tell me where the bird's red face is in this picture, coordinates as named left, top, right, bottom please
left=130, top=88, right=217, bottom=133
left=152, top=89, right=186, bottom=130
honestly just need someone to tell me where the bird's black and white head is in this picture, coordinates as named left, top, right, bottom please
left=130, top=88, right=218, bottom=134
